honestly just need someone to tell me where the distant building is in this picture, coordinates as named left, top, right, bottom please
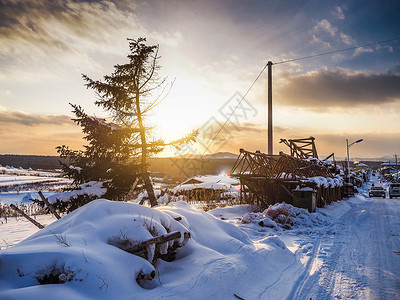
left=172, top=174, right=240, bottom=193
left=381, top=162, right=400, bottom=167
left=380, top=162, right=400, bottom=176
left=354, top=163, right=369, bottom=172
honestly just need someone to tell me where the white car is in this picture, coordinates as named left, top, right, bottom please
left=389, top=183, right=400, bottom=199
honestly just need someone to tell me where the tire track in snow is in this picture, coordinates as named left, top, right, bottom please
left=289, top=197, right=400, bottom=300
left=285, top=234, right=323, bottom=300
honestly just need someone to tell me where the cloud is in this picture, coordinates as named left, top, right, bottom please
left=354, top=46, right=374, bottom=56
left=0, top=110, right=72, bottom=126
left=0, top=0, right=143, bottom=80
left=0, top=127, right=84, bottom=155
left=311, top=34, right=331, bottom=49
left=392, top=64, right=400, bottom=74
left=339, top=33, right=354, bottom=46
left=276, top=69, right=400, bottom=109
left=0, top=0, right=138, bottom=51
left=301, top=131, right=400, bottom=159
left=353, top=44, right=394, bottom=58
left=0, top=110, right=83, bottom=155
left=191, top=121, right=400, bottom=158
left=310, top=18, right=355, bottom=49
left=333, top=6, right=345, bottom=20
left=313, top=19, right=336, bottom=37
left=0, top=0, right=187, bottom=84
left=219, top=124, right=400, bottom=159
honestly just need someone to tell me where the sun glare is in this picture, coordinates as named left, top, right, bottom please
left=153, top=77, right=212, bottom=141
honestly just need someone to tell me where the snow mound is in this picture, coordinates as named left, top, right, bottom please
left=0, top=200, right=294, bottom=299
left=241, top=202, right=330, bottom=229
left=209, top=204, right=255, bottom=221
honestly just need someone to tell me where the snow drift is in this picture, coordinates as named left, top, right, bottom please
left=0, top=200, right=294, bottom=299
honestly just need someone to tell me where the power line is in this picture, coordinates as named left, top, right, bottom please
left=274, top=37, right=400, bottom=65
left=200, top=62, right=269, bottom=156
left=200, top=36, right=400, bottom=157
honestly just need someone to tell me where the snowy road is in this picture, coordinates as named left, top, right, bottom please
left=289, top=197, right=400, bottom=300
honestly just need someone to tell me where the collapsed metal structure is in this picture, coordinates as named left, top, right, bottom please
left=231, top=137, right=342, bottom=208
left=279, top=137, right=318, bottom=159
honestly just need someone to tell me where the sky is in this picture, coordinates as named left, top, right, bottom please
left=0, top=0, right=400, bottom=160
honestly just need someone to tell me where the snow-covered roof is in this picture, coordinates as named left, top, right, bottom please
left=382, top=162, right=400, bottom=166
left=182, top=174, right=239, bottom=185
left=355, top=163, right=368, bottom=167
left=173, top=174, right=240, bottom=192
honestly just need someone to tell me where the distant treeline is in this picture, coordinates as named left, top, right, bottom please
left=0, top=154, right=237, bottom=180
left=149, top=157, right=237, bottom=181
left=0, top=154, right=384, bottom=181
left=0, top=155, right=68, bottom=170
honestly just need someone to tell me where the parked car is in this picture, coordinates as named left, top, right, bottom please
left=389, top=183, right=400, bottom=199
left=369, top=186, right=386, bottom=198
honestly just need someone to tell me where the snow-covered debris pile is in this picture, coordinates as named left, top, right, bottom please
left=241, top=202, right=329, bottom=229
left=48, top=181, right=106, bottom=204
left=45, top=181, right=107, bottom=213
left=0, top=200, right=295, bottom=299
left=0, top=200, right=189, bottom=298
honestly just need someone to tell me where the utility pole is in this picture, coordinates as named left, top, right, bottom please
left=346, top=138, right=363, bottom=183
left=346, top=138, right=350, bottom=182
left=267, top=61, right=273, bottom=155
left=396, top=154, right=399, bottom=182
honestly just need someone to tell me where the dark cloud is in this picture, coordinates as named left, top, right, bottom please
left=0, top=0, right=137, bottom=54
left=392, top=64, right=400, bottom=74
left=198, top=121, right=266, bottom=142
left=197, top=122, right=400, bottom=158
left=221, top=122, right=266, bottom=135
left=276, top=69, right=400, bottom=109
left=0, top=110, right=72, bottom=126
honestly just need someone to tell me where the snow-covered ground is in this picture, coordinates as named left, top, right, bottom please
left=0, top=168, right=71, bottom=205
left=0, top=214, right=57, bottom=249
left=0, top=191, right=58, bottom=206
left=0, top=174, right=64, bottom=187
left=0, top=174, right=399, bottom=299
left=288, top=196, right=400, bottom=299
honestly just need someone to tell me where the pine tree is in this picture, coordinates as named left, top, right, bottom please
left=59, top=38, right=198, bottom=208
left=57, top=104, right=141, bottom=204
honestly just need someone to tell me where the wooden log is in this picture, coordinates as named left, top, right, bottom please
left=124, top=231, right=185, bottom=254
left=10, top=204, right=45, bottom=229
left=38, top=191, right=61, bottom=219
left=137, top=269, right=155, bottom=281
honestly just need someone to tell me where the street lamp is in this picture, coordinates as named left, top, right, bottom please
left=346, top=138, right=363, bottom=181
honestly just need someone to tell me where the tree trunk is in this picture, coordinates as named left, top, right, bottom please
left=135, top=94, right=157, bottom=207
left=10, top=204, right=45, bottom=229
left=38, top=191, right=61, bottom=219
